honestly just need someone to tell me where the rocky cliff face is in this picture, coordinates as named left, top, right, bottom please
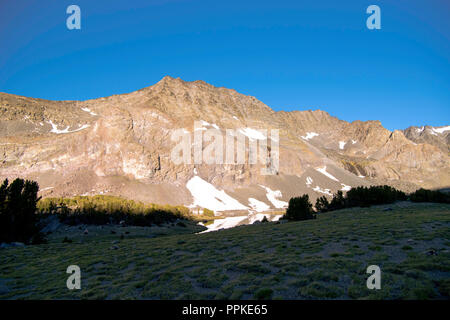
left=0, top=76, right=448, bottom=214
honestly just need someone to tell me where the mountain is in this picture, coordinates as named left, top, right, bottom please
left=0, top=76, right=448, bottom=216
left=402, top=125, right=450, bottom=153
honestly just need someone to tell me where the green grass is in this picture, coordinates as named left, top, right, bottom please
left=0, top=202, right=449, bottom=299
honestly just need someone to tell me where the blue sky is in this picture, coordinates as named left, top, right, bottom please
left=0, top=0, right=449, bottom=130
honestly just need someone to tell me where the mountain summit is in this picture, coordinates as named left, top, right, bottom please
left=0, top=77, right=448, bottom=214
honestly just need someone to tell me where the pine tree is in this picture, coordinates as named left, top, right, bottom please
left=284, top=195, right=315, bottom=221
left=0, top=178, right=43, bottom=244
left=315, top=196, right=330, bottom=213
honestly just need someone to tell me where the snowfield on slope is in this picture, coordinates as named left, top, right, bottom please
left=81, top=107, right=97, bottom=116
left=48, top=120, right=90, bottom=134
left=239, top=128, right=266, bottom=140
left=431, top=126, right=450, bottom=134
left=315, top=166, right=339, bottom=182
left=200, top=216, right=248, bottom=233
left=248, top=198, right=271, bottom=212
left=313, top=186, right=333, bottom=196
left=186, top=176, right=248, bottom=212
left=341, top=184, right=352, bottom=191
left=259, top=185, right=288, bottom=208
left=301, top=132, right=319, bottom=140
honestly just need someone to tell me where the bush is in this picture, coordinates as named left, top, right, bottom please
left=0, top=178, right=46, bottom=244
left=410, top=188, right=450, bottom=203
left=284, top=195, right=315, bottom=221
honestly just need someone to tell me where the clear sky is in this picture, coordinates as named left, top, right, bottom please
left=0, top=0, right=449, bottom=130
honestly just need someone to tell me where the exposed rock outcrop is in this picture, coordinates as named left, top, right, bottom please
left=0, top=76, right=448, bottom=213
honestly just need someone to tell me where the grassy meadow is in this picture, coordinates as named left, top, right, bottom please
left=0, top=201, right=449, bottom=300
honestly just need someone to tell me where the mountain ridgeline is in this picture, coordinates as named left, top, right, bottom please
left=0, top=76, right=448, bottom=215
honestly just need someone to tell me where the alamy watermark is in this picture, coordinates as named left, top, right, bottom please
left=66, top=5, right=81, bottom=30
left=66, top=265, right=81, bottom=290
left=170, top=122, right=279, bottom=175
left=366, top=5, right=381, bottom=30
left=366, top=265, right=381, bottom=289
left=64, top=5, right=381, bottom=31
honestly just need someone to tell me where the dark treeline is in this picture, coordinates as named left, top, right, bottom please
left=315, top=185, right=407, bottom=213
left=285, top=185, right=449, bottom=221
left=410, top=188, right=450, bottom=204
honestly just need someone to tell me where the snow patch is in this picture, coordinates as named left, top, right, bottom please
left=306, top=176, right=313, bottom=186
left=351, top=140, right=357, bottom=144
left=339, top=141, right=346, bottom=149
left=341, top=184, right=352, bottom=191
left=313, top=186, right=333, bottom=196
left=315, top=166, right=339, bottom=182
left=248, top=198, right=271, bottom=212
left=200, top=216, right=248, bottom=233
left=259, top=185, right=288, bottom=208
left=81, top=107, right=97, bottom=116
left=194, top=120, right=221, bottom=131
left=301, top=132, right=319, bottom=140
left=48, top=120, right=90, bottom=134
left=432, top=126, right=450, bottom=134
left=239, top=128, right=266, bottom=140
left=186, top=176, right=248, bottom=212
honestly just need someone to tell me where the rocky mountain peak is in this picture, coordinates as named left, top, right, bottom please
left=0, top=77, right=448, bottom=213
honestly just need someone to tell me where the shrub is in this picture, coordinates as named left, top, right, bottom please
left=0, top=178, right=46, bottom=244
left=284, top=195, right=315, bottom=221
